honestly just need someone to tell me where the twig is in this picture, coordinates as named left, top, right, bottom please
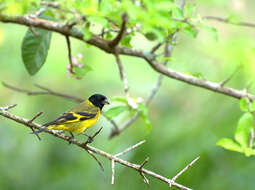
left=138, top=157, right=150, bottom=186
left=29, top=26, right=41, bottom=37
left=205, top=16, right=255, bottom=28
left=28, top=112, right=43, bottom=123
left=108, top=13, right=128, bottom=48
left=110, top=33, right=177, bottom=138
left=83, top=127, right=103, bottom=145
left=86, top=149, right=104, bottom=171
left=28, top=111, right=43, bottom=140
left=150, top=43, right=162, bottom=54
left=65, top=35, right=74, bottom=74
left=171, top=156, right=200, bottom=182
left=0, top=104, right=17, bottom=111
left=111, top=159, right=115, bottom=184
left=220, top=66, right=241, bottom=87
left=3, top=82, right=84, bottom=102
left=115, top=140, right=146, bottom=157
left=115, top=53, right=129, bottom=97
left=249, top=128, right=255, bottom=148
left=0, top=107, right=194, bottom=190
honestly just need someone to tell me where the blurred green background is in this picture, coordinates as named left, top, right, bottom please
left=1, top=0, right=255, bottom=189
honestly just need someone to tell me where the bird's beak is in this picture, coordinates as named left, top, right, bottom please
left=103, top=99, right=110, bottom=105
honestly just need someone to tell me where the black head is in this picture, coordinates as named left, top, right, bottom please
left=89, top=94, right=109, bottom=110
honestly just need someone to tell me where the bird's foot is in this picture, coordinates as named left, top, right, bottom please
left=68, top=132, right=75, bottom=145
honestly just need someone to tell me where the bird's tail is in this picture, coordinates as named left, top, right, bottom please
left=31, top=128, right=46, bottom=135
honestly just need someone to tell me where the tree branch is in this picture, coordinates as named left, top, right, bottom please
left=108, top=13, right=128, bottom=48
left=0, top=105, right=196, bottom=190
left=2, top=82, right=84, bottom=103
left=65, top=35, right=74, bottom=74
left=0, top=14, right=254, bottom=101
left=205, top=16, right=255, bottom=28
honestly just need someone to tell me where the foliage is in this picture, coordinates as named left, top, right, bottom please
left=1, top=0, right=255, bottom=190
left=217, top=98, right=255, bottom=157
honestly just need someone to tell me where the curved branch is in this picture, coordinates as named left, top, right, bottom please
left=0, top=105, right=197, bottom=190
left=0, top=14, right=254, bottom=101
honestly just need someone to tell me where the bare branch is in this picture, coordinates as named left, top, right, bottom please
left=0, top=104, right=17, bottom=111
left=138, top=157, right=150, bottom=186
left=115, top=53, right=130, bottom=98
left=86, top=149, right=104, bottom=171
left=115, top=140, right=146, bottom=157
left=150, top=43, right=162, bottom=54
left=220, top=66, right=241, bottom=87
left=28, top=112, right=43, bottom=123
left=65, top=35, right=74, bottom=74
left=28, top=111, right=43, bottom=140
left=205, top=16, right=255, bottom=28
left=83, top=127, right=103, bottom=145
left=111, top=159, right=115, bottom=184
left=3, top=82, right=84, bottom=102
left=172, top=156, right=200, bottom=182
left=108, top=13, right=128, bottom=48
left=0, top=107, right=194, bottom=190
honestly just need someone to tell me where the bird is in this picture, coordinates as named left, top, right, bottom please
left=32, top=94, right=109, bottom=137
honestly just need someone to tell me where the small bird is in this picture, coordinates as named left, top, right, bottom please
left=32, top=94, right=109, bottom=136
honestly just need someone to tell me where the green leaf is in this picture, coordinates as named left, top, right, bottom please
left=204, top=25, right=218, bottom=40
left=235, top=112, right=254, bottom=149
left=192, top=72, right=204, bottom=79
left=138, top=103, right=152, bottom=132
left=183, top=24, right=198, bottom=38
left=216, top=138, right=242, bottom=153
left=21, top=28, right=52, bottom=75
left=104, top=105, right=128, bottom=119
left=73, top=64, right=92, bottom=78
left=88, top=16, right=108, bottom=27
left=244, top=147, right=253, bottom=157
left=120, top=35, right=132, bottom=48
left=240, top=97, right=249, bottom=112
left=83, top=27, right=92, bottom=41
left=250, top=101, right=255, bottom=112
left=111, top=96, right=128, bottom=104
left=172, top=7, right=184, bottom=20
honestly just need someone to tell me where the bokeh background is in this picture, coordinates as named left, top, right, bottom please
left=1, top=0, right=255, bottom=189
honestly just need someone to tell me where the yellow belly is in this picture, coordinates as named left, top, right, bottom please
left=47, top=113, right=100, bottom=134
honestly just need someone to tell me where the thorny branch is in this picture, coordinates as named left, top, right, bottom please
left=1, top=0, right=255, bottom=140
left=0, top=105, right=198, bottom=190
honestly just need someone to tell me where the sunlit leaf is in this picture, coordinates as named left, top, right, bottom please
left=172, top=7, right=184, bottom=20
left=83, top=27, right=92, bottom=41
left=240, top=97, right=249, bottom=112
left=111, top=96, right=128, bottom=104
left=138, top=103, right=152, bottom=132
left=216, top=138, right=242, bottom=153
left=104, top=105, right=128, bottom=119
left=250, top=101, right=255, bottom=112
left=234, top=112, right=254, bottom=149
left=73, top=64, right=92, bottom=78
